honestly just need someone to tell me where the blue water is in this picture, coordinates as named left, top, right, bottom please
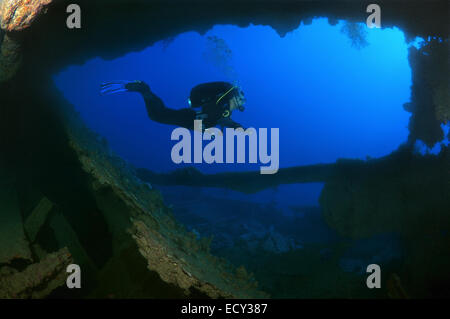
left=54, top=18, right=413, bottom=207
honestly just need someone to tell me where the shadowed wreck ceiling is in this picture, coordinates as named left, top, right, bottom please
left=0, top=0, right=449, bottom=298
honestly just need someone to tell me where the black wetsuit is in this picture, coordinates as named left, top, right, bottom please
left=140, top=89, right=243, bottom=131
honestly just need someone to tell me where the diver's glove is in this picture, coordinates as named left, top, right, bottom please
left=100, top=80, right=150, bottom=95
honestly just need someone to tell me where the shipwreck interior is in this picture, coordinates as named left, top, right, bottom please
left=0, top=0, right=449, bottom=299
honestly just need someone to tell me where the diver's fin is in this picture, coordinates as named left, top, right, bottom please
left=100, top=80, right=136, bottom=95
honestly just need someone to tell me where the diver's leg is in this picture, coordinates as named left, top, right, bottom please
left=101, top=79, right=168, bottom=119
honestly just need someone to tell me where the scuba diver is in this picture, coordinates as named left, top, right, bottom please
left=100, top=80, right=246, bottom=131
